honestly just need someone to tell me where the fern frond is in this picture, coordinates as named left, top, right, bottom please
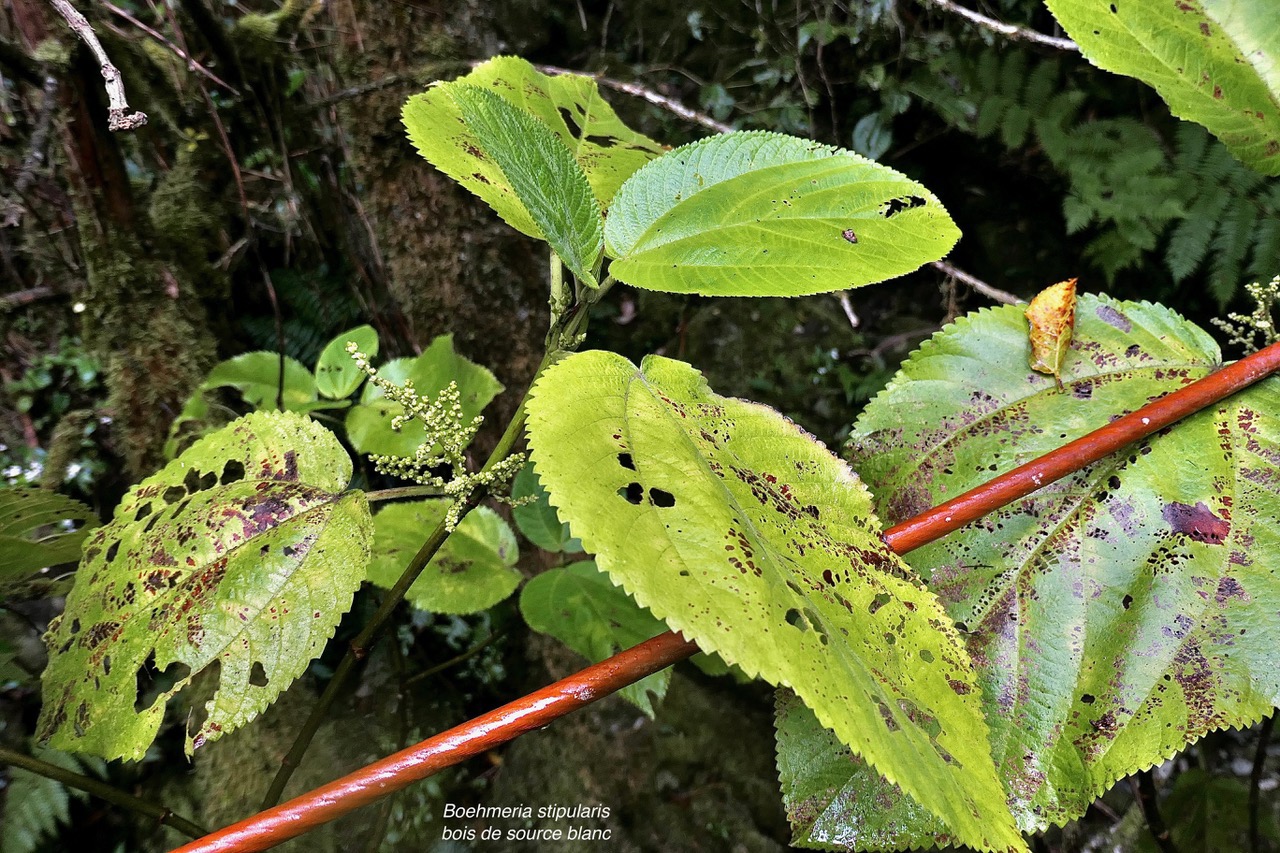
left=1208, top=202, right=1258, bottom=306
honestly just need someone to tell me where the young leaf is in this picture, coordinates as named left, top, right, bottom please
left=448, top=85, right=604, bottom=286
left=37, top=411, right=372, bottom=760
left=403, top=60, right=618, bottom=285
left=520, top=560, right=669, bottom=716
left=345, top=334, right=503, bottom=459
left=603, top=131, right=961, bottom=296
left=526, top=351, right=1024, bottom=853
left=841, top=293, right=1280, bottom=834
left=416, top=57, right=665, bottom=206
left=0, top=488, right=98, bottom=584
left=365, top=501, right=519, bottom=614
left=510, top=462, right=582, bottom=553
left=1044, top=0, right=1280, bottom=175
left=315, top=324, right=379, bottom=399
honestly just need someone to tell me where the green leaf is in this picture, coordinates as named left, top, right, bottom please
left=776, top=691, right=950, bottom=851
left=1044, top=0, right=1280, bottom=175
left=0, top=488, right=98, bottom=584
left=203, top=352, right=323, bottom=413
left=520, top=560, right=669, bottom=716
left=526, top=351, right=1024, bottom=853
left=448, top=85, right=604, bottom=286
left=345, top=335, right=503, bottom=459
left=315, top=324, right=379, bottom=399
left=404, top=57, right=664, bottom=207
left=37, top=411, right=372, bottom=760
left=511, top=462, right=581, bottom=553
left=603, top=131, right=961, bottom=296
left=839, top=293, right=1280, bottom=835
left=365, top=501, right=519, bottom=614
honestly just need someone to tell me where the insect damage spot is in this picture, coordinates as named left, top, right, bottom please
left=841, top=228, right=858, bottom=244
left=879, top=195, right=926, bottom=218
left=618, top=482, right=644, bottom=505
left=249, top=661, right=269, bottom=687
left=617, top=453, right=636, bottom=471
left=869, top=592, right=891, bottom=615
left=557, top=107, right=583, bottom=138
left=163, top=485, right=186, bottom=504
left=220, top=460, right=246, bottom=485
left=648, top=488, right=676, bottom=508
left=1162, top=501, right=1230, bottom=544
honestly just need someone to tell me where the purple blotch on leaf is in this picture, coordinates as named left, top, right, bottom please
left=1162, top=501, right=1230, bottom=544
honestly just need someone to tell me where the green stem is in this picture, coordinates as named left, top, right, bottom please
left=0, top=746, right=208, bottom=839
left=260, top=348, right=557, bottom=809
left=403, top=627, right=508, bottom=687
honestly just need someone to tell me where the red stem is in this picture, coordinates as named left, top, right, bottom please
left=172, top=340, right=1280, bottom=853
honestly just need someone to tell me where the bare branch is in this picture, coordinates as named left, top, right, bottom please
left=931, top=260, right=1024, bottom=305
left=533, top=63, right=733, bottom=134
left=49, top=0, right=147, bottom=131
left=918, top=0, right=1078, bottom=52
left=99, top=0, right=238, bottom=95
left=310, top=61, right=734, bottom=136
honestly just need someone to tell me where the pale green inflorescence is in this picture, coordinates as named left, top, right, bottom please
left=1211, top=274, right=1280, bottom=353
left=347, top=342, right=525, bottom=529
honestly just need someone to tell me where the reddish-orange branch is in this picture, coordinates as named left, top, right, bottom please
left=173, top=340, right=1280, bottom=853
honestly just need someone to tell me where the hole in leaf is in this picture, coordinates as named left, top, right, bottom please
left=1122, top=594, right=1134, bottom=609
left=785, top=608, right=805, bottom=630
left=618, top=482, right=644, bottom=505
left=1081, top=693, right=1096, bottom=704
left=880, top=195, right=926, bottom=218
left=648, top=488, right=676, bottom=508
left=105, top=541, right=120, bottom=563
left=617, top=453, right=636, bottom=471
left=134, top=502, right=154, bottom=522
left=69, top=619, right=80, bottom=635
left=221, top=460, right=246, bottom=485
left=134, top=655, right=192, bottom=713
left=249, top=662, right=268, bottom=687
left=187, top=660, right=221, bottom=747
left=184, top=469, right=202, bottom=493
left=199, top=471, right=218, bottom=491
left=557, top=106, right=582, bottom=137
left=163, top=485, right=185, bottom=504
left=869, top=592, right=891, bottom=615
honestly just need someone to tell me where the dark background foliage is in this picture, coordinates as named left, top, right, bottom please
left=1, top=0, right=1277, bottom=850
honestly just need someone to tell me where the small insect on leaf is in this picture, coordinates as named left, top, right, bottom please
left=1025, top=278, right=1078, bottom=386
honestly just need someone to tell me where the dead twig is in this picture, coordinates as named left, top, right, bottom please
left=49, top=0, right=147, bottom=130
left=931, top=260, right=1023, bottom=305
left=918, top=0, right=1078, bottom=52
left=99, top=0, right=238, bottom=95
left=533, top=63, right=733, bottom=134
